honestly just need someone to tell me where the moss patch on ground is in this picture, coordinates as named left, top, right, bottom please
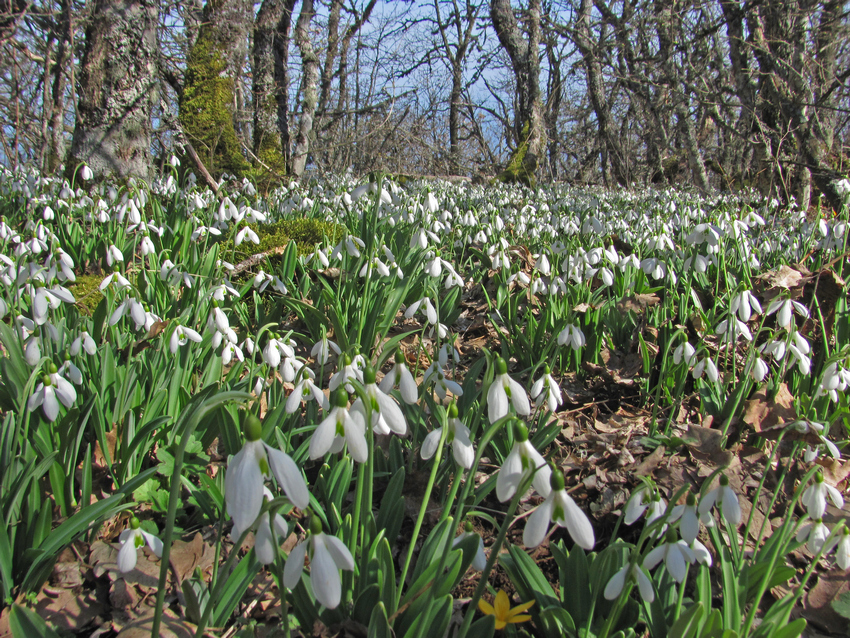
left=69, top=274, right=105, bottom=315
left=221, top=218, right=347, bottom=264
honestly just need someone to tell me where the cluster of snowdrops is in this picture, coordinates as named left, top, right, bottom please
left=2, top=161, right=850, bottom=637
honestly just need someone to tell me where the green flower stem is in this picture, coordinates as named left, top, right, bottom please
left=397, top=420, right=449, bottom=606
left=439, top=465, right=464, bottom=523
left=456, top=473, right=530, bottom=638
left=453, top=416, right=509, bottom=523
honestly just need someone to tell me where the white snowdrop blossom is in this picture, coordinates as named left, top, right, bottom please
left=673, top=342, right=696, bottom=367
left=169, top=324, right=202, bottom=354
left=487, top=357, right=531, bottom=424
left=379, top=350, right=419, bottom=404
left=698, top=474, right=741, bottom=525
left=766, top=297, right=809, bottom=328
left=643, top=529, right=696, bottom=583
left=70, top=331, right=97, bottom=356
left=558, top=324, right=585, bottom=350
left=730, top=290, right=762, bottom=322
left=796, top=518, right=830, bottom=554
left=225, top=415, right=310, bottom=536
left=286, top=368, right=329, bottom=413
left=421, top=402, right=474, bottom=469
left=27, top=364, right=77, bottom=421
left=834, top=528, right=850, bottom=570
left=496, top=421, right=551, bottom=502
left=669, top=493, right=700, bottom=545
left=309, top=389, right=368, bottom=463
left=693, top=356, right=719, bottom=382
left=801, top=472, right=844, bottom=519
left=311, top=335, right=341, bottom=365
left=523, top=469, right=595, bottom=550
left=251, top=487, right=290, bottom=565
left=352, top=366, right=408, bottom=436
left=604, top=563, right=655, bottom=603
left=283, top=516, right=354, bottom=609
left=530, top=365, right=563, bottom=412
left=117, top=517, right=163, bottom=573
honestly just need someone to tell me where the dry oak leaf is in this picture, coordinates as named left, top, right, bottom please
left=742, top=383, right=797, bottom=434
left=616, top=293, right=660, bottom=314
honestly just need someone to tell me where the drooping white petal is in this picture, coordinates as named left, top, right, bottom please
left=117, top=534, right=139, bottom=572
left=224, top=442, right=264, bottom=533
left=643, top=545, right=666, bottom=571
left=666, top=545, right=688, bottom=583
left=603, top=566, right=628, bottom=600
left=323, top=534, right=355, bottom=571
left=309, top=413, right=338, bottom=460
left=311, top=536, right=342, bottom=609
left=343, top=413, right=368, bottom=463
left=421, top=428, right=442, bottom=461
left=255, top=514, right=277, bottom=565
left=559, top=492, right=595, bottom=550
left=487, top=381, right=508, bottom=424
left=523, top=497, right=554, bottom=548
left=720, top=486, right=741, bottom=525
left=496, top=445, right=523, bottom=502
left=636, top=566, right=655, bottom=602
left=264, top=444, right=310, bottom=510
left=283, top=540, right=306, bottom=588
left=140, top=530, right=163, bottom=557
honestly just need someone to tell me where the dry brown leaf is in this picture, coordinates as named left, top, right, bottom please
left=684, top=424, right=734, bottom=467
left=816, top=457, right=850, bottom=488
left=742, top=384, right=797, bottom=433
left=115, top=608, right=196, bottom=638
left=616, top=293, right=660, bottom=313
left=757, top=264, right=807, bottom=290
left=635, top=445, right=666, bottom=477
left=802, top=572, right=850, bottom=635
left=169, top=533, right=215, bottom=584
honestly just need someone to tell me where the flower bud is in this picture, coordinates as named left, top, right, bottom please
left=243, top=414, right=263, bottom=442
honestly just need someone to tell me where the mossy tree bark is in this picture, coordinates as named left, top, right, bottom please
left=291, top=0, right=318, bottom=178
left=179, top=0, right=252, bottom=179
left=490, top=0, right=546, bottom=188
left=273, top=0, right=299, bottom=170
left=67, top=0, right=158, bottom=181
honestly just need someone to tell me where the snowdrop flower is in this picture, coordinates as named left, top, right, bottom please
left=788, top=420, right=840, bottom=459
left=169, top=324, right=203, bottom=354
left=624, top=483, right=663, bottom=525
left=766, top=297, right=809, bottom=328
left=453, top=522, right=487, bottom=571
left=221, top=342, right=244, bottom=366
left=558, top=324, right=585, bottom=350
left=749, top=357, right=769, bottom=382
left=225, top=415, right=309, bottom=536
left=673, top=342, right=696, bottom=367
left=428, top=370, right=463, bottom=401
left=421, top=402, right=474, bottom=469
left=311, top=335, right=341, bottom=365
left=235, top=225, right=260, bottom=246
left=669, top=493, right=700, bottom=545
left=331, top=234, right=364, bottom=259
left=106, top=245, right=124, bottom=267
left=99, top=268, right=131, bottom=291
left=117, top=517, right=163, bottom=573
left=248, top=487, right=290, bottom=565
left=523, top=469, right=595, bottom=550
left=698, top=474, right=741, bottom=525
left=27, top=363, right=77, bottom=421
left=693, top=356, right=719, bottom=383
left=643, top=528, right=696, bottom=583
left=496, top=421, right=551, bottom=502
left=730, top=290, right=762, bottom=322
left=352, top=366, right=407, bottom=436
left=379, top=349, right=419, bottom=404
left=716, top=316, right=752, bottom=343
left=801, top=472, right=844, bottom=519
left=328, top=353, right=364, bottom=394
left=79, top=165, right=93, bottom=181
left=487, top=357, right=530, bottom=424
left=405, top=296, right=438, bottom=325
left=796, top=518, right=830, bottom=554
left=604, top=563, right=655, bottom=603
left=283, top=515, right=354, bottom=609
left=310, top=389, right=368, bottom=463
left=70, top=331, right=97, bottom=356
left=286, top=368, right=329, bottom=413
left=530, top=365, right=562, bottom=412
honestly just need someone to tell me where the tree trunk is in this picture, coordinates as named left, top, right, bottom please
left=179, top=0, right=252, bottom=179
left=573, top=0, right=628, bottom=185
left=273, top=0, right=298, bottom=170
left=253, top=0, right=289, bottom=177
left=490, top=0, right=546, bottom=187
left=291, top=0, right=318, bottom=177
left=48, top=0, right=72, bottom=174
left=67, top=0, right=158, bottom=181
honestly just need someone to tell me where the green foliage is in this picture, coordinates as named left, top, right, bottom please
left=495, top=120, right=536, bottom=189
